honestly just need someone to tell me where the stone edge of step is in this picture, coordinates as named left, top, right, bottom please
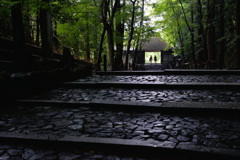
left=0, top=131, right=239, bottom=159
left=95, top=70, right=240, bottom=75
left=14, top=99, right=240, bottom=110
left=62, top=82, right=240, bottom=85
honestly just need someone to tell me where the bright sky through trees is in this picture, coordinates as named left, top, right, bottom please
left=145, top=0, right=162, bottom=32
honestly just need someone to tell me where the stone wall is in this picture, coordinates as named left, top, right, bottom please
left=0, top=65, right=92, bottom=101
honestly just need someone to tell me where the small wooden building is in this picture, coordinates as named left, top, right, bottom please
left=125, top=37, right=174, bottom=70
left=141, top=37, right=173, bottom=65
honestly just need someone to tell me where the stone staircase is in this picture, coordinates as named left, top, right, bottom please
left=1, top=70, right=240, bottom=159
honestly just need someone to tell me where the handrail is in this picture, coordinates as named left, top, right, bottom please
left=0, top=37, right=94, bottom=67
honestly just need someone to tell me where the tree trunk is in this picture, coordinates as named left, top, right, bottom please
left=115, top=23, right=124, bottom=70
left=53, top=20, right=59, bottom=52
left=106, top=24, right=115, bottom=70
left=85, top=36, right=91, bottom=62
left=133, top=0, right=144, bottom=70
left=22, top=0, right=34, bottom=45
left=236, top=0, right=240, bottom=68
left=218, top=0, right=225, bottom=69
left=190, top=1, right=196, bottom=68
left=125, top=0, right=137, bottom=70
left=36, top=15, right=40, bottom=46
left=99, top=0, right=119, bottom=70
left=11, top=0, right=31, bottom=71
left=207, top=0, right=216, bottom=69
left=24, top=11, right=33, bottom=44
left=85, top=13, right=91, bottom=62
left=115, top=0, right=125, bottom=71
left=172, top=6, right=185, bottom=66
left=96, top=28, right=106, bottom=71
left=178, top=0, right=195, bottom=68
left=196, top=0, right=207, bottom=69
left=40, top=0, right=53, bottom=59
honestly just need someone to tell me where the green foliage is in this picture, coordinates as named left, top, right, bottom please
left=55, top=0, right=102, bottom=60
left=0, top=1, right=13, bottom=38
left=153, top=0, right=186, bottom=52
left=153, top=0, right=239, bottom=68
left=0, top=0, right=188, bottom=67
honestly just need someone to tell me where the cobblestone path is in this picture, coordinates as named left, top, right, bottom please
left=1, top=106, right=240, bottom=149
left=1, top=104, right=240, bottom=159
left=31, top=88, right=240, bottom=103
left=1, top=73, right=240, bottom=160
left=77, top=75, right=240, bottom=83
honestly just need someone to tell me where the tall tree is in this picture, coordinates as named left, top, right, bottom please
left=196, top=0, right=207, bottom=68
left=125, top=0, right=137, bottom=70
left=35, top=15, right=40, bottom=46
left=83, top=12, right=91, bottom=61
left=178, top=0, right=196, bottom=68
left=11, top=0, right=31, bottom=71
left=206, top=0, right=216, bottom=69
left=96, top=27, right=106, bottom=71
left=115, top=0, right=125, bottom=71
left=133, top=0, right=144, bottom=70
left=236, top=0, right=240, bottom=68
left=154, top=0, right=183, bottom=56
left=0, top=1, right=12, bottom=38
left=22, top=1, right=33, bottom=44
left=217, top=0, right=225, bottom=69
left=40, top=0, right=53, bottom=59
left=99, top=0, right=119, bottom=70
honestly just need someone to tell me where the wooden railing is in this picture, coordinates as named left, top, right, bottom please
left=0, top=37, right=94, bottom=67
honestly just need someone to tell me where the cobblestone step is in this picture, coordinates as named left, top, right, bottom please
left=14, top=100, right=240, bottom=116
left=0, top=132, right=240, bottom=160
left=64, top=74, right=240, bottom=90
left=76, top=74, right=240, bottom=83
left=2, top=72, right=240, bottom=159
left=1, top=105, right=240, bottom=159
left=164, top=69, right=240, bottom=75
left=24, top=87, right=240, bottom=103
left=96, top=69, right=240, bottom=75
left=62, top=81, right=240, bottom=90
left=16, top=79, right=240, bottom=115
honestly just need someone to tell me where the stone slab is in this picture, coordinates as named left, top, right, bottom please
left=15, top=99, right=240, bottom=110
left=162, top=102, right=240, bottom=109
left=96, top=70, right=240, bottom=75
left=90, top=99, right=162, bottom=107
left=166, top=83, right=240, bottom=85
left=60, top=136, right=176, bottom=148
left=0, top=132, right=48, bottom=141
left=14, top=99, right=240, bottom=117
left=14, top=100, right=90, bottom=106
left=177, top=143, right=240, bottom=157
left=61, top=82, right=240, bottom=90
left=95, top=71, right=165, bottom=75
left=164, top=69, right=240, bottom=75
left=0, top=132, right=239, bottom=159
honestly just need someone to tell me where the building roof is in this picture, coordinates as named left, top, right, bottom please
left=141, top=37, right=167, bottom=52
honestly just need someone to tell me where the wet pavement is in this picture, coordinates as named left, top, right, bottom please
left=30, top=88, right=240, bottom=103
left=1, top=74, right=240, bottom=159
left=1, top=105, right=240, bottom=159
left=77, top=75, right=240, bottom=83
left=0, top=142, right=157, bottom=160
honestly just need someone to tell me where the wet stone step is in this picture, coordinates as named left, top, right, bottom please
left=76, top=75, right=240, bottom=83
left=0, top=142, right=156, bottom=160
left=29, top=88, right=240, bottom=103
left=1, top=106, right=240, bottom=151
left=2, top=141, right=238, bottom=160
